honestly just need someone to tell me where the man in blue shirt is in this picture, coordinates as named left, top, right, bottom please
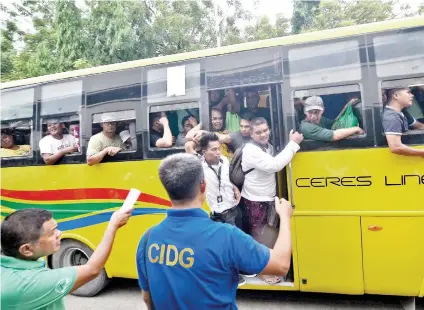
left=136, top=153, right=293, bottom=310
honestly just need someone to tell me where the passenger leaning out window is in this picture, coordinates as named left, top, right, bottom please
left=382, top=87, right=424, bottom=157
left=86, top=114, right=125, bottom=166
left=0, top=130, right=31, bottom=158
left=300, top=96, right=363, bottom=142
left=149, top=112, right=173, bottom=148
left=39, top=119, right=77, bottom=165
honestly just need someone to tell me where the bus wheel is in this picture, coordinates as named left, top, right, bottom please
left=51, top=239, right=110, bottom=297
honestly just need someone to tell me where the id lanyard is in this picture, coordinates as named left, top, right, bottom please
left=208, top=163, right=223, bottom=203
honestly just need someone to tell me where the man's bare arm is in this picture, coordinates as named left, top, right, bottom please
left=142, top=290, right=152, bottom=310
left=386, top=135, right=424, bottom=156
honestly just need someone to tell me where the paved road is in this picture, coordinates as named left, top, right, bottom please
left=65, top=278, right=424, bottom=310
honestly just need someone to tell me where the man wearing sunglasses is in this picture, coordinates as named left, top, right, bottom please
left=87, top=114, right=125, bottom=166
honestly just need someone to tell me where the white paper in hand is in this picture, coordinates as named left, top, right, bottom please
left=120, top=188, right=141, bottom=213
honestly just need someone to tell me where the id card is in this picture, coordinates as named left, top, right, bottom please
left=217, top=195, right=224, bottom=209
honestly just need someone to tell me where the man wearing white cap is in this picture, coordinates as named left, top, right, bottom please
left=300, top=96, right=363, bottom=142
left=87, top=114, right=125, bottom=166
left=39, top=119, right=77, bottom=165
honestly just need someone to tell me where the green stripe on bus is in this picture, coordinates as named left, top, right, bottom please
left=1, top=199, right=122, bottom=220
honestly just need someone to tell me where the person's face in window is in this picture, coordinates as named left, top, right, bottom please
left=246, top=91, right=260, bottom=108
left=394, top=88, right=413, bottom=108
left=47, top=123, right=63, bottom=136
left=209, top=90, right=221, bottom=103
left=101, top=121, right=117, bottom=134
left=305, top=109, right=323, bottom=125
left=183, top=119, right=193, bottom=135
left=69, top=125, right=77, bottom=136
left=203, top=140, right=221, bottom=165
left=1, top=133, right=15, bottom=149
left=211, top=110, right=223, bottom=131
left=239, top=119, right=251, bottom=137
left=251, top=123, right=270, bottom=146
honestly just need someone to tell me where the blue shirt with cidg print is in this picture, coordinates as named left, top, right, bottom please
left=136, top=208, right=270, bottom=310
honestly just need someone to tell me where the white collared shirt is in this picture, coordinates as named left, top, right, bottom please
left=241, top=141, right=300, bottom=202
left=202, top=156, right=237, bottom=213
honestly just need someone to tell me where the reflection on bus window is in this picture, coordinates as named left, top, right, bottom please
left=295, top=86, right=364, bottom=143
left=87, top=111, right=135, bottom=166
left=149, top=105, right=199, bottom=149
left=0, top=121, right=32, bottom=158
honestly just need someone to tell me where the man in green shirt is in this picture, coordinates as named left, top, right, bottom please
left=299, top=96, right=363, bottom=142
left=1, top=208, right=131, bottom=310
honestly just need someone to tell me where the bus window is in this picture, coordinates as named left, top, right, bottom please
left=41, top=80, right=82, bottom=116
left=1, top=121, right=32, bottom=158
left=288, top=40, right=361, bottom=88
left=149, top=102, right=199, bottom=149
left=1, top=88, right=34, bottom=158
left=294, top=85, right=365, bottom=145
left=381, top=79, right=424, bottom=139
left=373, top=29, right=424, bottom=78
left=91, top=110, right=137, bottom=152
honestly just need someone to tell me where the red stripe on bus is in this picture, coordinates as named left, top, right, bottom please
left=0, top=188, right=171, bottom=207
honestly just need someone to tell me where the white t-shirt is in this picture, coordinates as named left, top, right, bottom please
left=241, top=141, right=300, bottom=202
left=202, top=156, right=237, bottom=213
left=39, top=134, right=76, bottom=155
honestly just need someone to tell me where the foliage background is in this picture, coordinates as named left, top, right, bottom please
left=1, top=0, right=423, bottom=82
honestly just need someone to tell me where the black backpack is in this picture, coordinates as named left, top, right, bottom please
left=229, top=146, right=254, bottom=190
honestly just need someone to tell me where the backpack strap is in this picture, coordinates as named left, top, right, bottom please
left=143, top=227, right=156, bottom=310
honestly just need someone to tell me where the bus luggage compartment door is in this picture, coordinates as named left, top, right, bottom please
left=362, top=217, right=424, bottom=297
left=295, top=216, right=364, bottom=294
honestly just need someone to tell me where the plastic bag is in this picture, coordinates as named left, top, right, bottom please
left=331, top=104, right=359, bottom=130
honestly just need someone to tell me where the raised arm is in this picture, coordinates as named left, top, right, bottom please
left=155, top=117, right=173, bottom=148
left=246, top=131, right=302, bottom=173
left=71, top=209, right=131, bottom=292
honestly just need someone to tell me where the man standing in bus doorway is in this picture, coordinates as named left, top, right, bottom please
left=137, top=153, right=294, bottom=310
left=1, top=207, right=132, bottom=310
left=383, top=87, right=424, bottom=156
left=215, top=111, right=254, bottom=152
left=86, top=114, right=125, bottom=166
left=241, top=117, right=303, bottom=285
left=199, top=132, right=248, bottom=286
left=299, top=96, right=363, bottom=142
left=39, top=119, right=78, bottom=165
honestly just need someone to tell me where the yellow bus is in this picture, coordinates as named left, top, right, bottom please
left=1, top=16, right=423, bottom=301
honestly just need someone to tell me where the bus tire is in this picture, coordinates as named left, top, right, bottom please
left=51, top=239, right=110, bottom=297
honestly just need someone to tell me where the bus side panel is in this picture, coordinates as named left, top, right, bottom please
left=295, top=216, right=364, bottom=294
left=362, top=217, right=424, bottom=296
left=0, top=160, right=169, bottom=278
left=290, top=147, right=424, bottom=213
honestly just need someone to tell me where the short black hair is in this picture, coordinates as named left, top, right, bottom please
left=1, top=209, right=53, bottom=257
left=250, top=117, right=268, bottom=130
left=149, top=112, right=162, bottom=126
left=386, top=87, right=410, bottom=102
left=239, top=111, right=255, bottom=122
left=181, top=115, right=197, bottom=128
left=159, top=153, right=204, bottom=203
left=199, top=132, right=219, bottom=151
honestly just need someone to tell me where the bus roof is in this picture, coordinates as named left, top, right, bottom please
left=1, top=16, right=423, bottom=90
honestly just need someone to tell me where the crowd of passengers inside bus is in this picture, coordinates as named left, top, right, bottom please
left=1, top=85, right=424, bottom=161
